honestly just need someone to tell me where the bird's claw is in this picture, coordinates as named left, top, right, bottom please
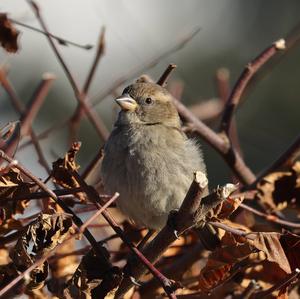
left=167, top=209, right=180, bottom=239
left=130, top=276, right=142, bottom=287
left=173, top=230, right=180, bottom=239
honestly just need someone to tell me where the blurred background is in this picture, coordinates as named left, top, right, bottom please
left=0, top=0, right=300, bottom=186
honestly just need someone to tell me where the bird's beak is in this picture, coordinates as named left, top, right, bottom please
left=115, top=94, right=138, bottom=112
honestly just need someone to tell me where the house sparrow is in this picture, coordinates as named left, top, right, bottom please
left=100, top=82, right=207, bottom=230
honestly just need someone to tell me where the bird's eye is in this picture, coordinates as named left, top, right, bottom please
left=145, top=97, right=153, bottom=105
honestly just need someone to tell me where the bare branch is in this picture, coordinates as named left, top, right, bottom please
left=245, top=134, right=300, bottom=190
left=157, top=63, right=177, bottom=86
left=0, top=193, right=119, bottom=298
left=115, top=180, right=236, bottom=298
left=220, top=39, right=286, bottom=135
left=0, top=150, right=112, bottom=266
left=27, top=0, right=109, bottom=141
left=10, top=18, right=93, bottom=50
left=20, top=73, right=55, bottom=136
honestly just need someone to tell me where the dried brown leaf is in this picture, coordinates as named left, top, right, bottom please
left=10, top=213, right=73, bottom=291
left=279, top=231, right=300, bottom=271
left=210, top=196, right=244, bottom=220
left=65, top=247, right=122, bottom=299
left=197, top=231, right=254, bottom=292
left=0, top=13, right=20, bottom=53
left=251, top=232, right=291, bottom=274
left=0, top=121, right=20, bottom=161
left=257, top=161, right=300, bottom=211
left=52, top=142, right=86, bottom=202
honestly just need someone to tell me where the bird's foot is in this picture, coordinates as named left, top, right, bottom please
left=167, top=209, right=180, bottom=239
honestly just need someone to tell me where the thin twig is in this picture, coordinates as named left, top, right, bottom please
left=20, top=73, right=56, bottom=136
left=254, top=268, right=300, bottom=299
left=157, top=63, right=177, bottom=86
left=0, top=68, right=54, bottom=173
left=115, top=179, right=235, bottom=298
left=10, top=18, right=93, bottom=50
left=27, top=0, right=109, bottom=141
left=208, top=221, right=257, bottom=240
left=91, top=27, right=201, bottom=107
left=18, top=26, right=202, bottom=150
left=0, top=150, right=112, bottom=266
left=69, top=27, right=106, bottom=143
left=73, top=171, right=179, bottom=299
left=83, top=27, right=106, bottom=93
left=239, top=203, right=300, bottom=228
left=220, top=39, right=286, bottom=135
left=216, top=68, right=243, bottom=159
left=0, top=193, right=118, bottom=298
left=245, top=134, right=300, bottom=190
left=1, top=187, right=83, bottom=203
left=172, top=97, right=256, bottom=184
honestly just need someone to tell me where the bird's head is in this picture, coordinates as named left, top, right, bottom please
left=114, top=82, right=180, bottom=127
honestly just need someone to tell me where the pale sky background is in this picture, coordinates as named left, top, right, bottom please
left=0, top=0, right=300, bottom=184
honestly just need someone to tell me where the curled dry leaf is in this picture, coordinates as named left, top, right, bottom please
left=208, top=195, right=244, bottom=220
left=0, top=168, right=33, bottom=232
left=197, top=231, right=255, bottom=292
left=9, top=213, right=73, bottom=291
left=64, top=247, right=122, bottom=299
left=251, top=232, right=291, bottom=274
left=0, top=121, right=20, bottom=163
left=0, top=13, right=20, bottom=53
left=197, top=222, right=300, bottom=293
left=52, top=142, right=86, bottom=202
left=257, top=161, right=300, bottom=211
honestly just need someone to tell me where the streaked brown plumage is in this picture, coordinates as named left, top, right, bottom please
left=100, top=82, right=207, bottom=229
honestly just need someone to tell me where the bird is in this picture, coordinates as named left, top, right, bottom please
left=100, top=82, right=207, bottom=230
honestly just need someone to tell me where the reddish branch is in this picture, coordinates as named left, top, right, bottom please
left=157, top=63, right=177, bottom=86
left=239, top=202, right=300, bottom=228
left=215, top=68, right=243, bottom=158
left=69, top=27, right=106, bottom=142
left=114, top=176, right=236, bottom=298
left=91, top=27, right=201, bottom=107
left=245, top=134, right=300, bottom=190
left=220, top=39, right=286, bottom=135
left=0, top=69, right=54, bottom=173
left=254, top=268, right=300, bottom=298
left=10, top=18, right=93, bottom=50
left=0, top=193, right=119, bottom=298
left=0, top=150, right=112, bottom=267
left=28, top=0, right=109, bottom=141
left=172, top=95, right=256, bottom=184
left=20, top=73, right=56, bottom=136
left=18, top=26, right=202, bottom=151
left=73, top=171, right=179, bottom=299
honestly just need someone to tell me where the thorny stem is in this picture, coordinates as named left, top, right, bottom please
left=215, top=68, right=243, bottom=159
